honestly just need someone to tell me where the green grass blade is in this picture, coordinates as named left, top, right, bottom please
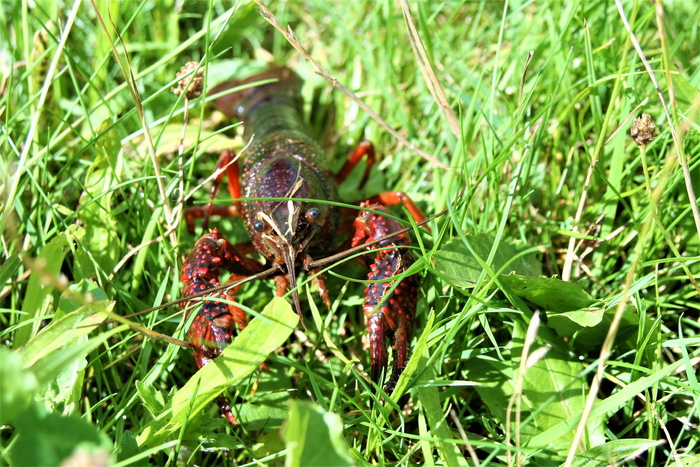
left=137, top=297, right=298, bottom=448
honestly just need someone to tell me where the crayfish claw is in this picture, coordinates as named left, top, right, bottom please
left=353, top=203, right=419, bottom=391
left=181, top=229, right=262, bottom=424
left=367, top=312, right=388, bottom=384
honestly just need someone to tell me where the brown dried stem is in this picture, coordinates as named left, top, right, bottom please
left=399, top=0, right=460, bottom=137
left=254, top=1, right=448, bottom=170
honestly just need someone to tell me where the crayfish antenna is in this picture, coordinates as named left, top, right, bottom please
left=282, top=246, right=307, bottom=330
left=291, top=288, right=307, bottom=331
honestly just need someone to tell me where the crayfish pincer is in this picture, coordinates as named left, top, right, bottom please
left=180, top=66, right=425, bottom=422
left=351, top=202, right=419, bottom=392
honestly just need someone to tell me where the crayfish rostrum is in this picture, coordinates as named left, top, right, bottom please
left=180, top=67, right=425, bottom=423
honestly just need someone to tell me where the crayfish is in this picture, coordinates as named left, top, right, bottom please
left=180, top=67, right=425, bottom=423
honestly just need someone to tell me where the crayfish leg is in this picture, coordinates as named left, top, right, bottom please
left=363, top=191, right=427, bottom=231
left=185, top=149, right=243, bottom=234
left=335, top=140, right=376, bottom=188
left=387, top=279, right=417, bottom=391
left=216, top=395, right=239, bottom=425
left=187, top=305, right=234, bottom=368
left=363, top=253, right=418, bottom=391
left=224, top=273, right=250, bottom=332
left=308, top=267, right=331, bottom=309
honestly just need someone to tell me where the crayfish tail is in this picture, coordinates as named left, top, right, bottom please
left=209, top=66, right=302, bottom=120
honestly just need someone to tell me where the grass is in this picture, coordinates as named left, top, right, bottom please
left=1, top=0, right=699, bottom=465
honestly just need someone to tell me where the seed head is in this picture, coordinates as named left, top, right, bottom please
left=630, top=113, right=658, bottom=148
left=172, top=61, right=204, bottom=99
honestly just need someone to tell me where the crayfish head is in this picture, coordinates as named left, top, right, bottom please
left=247, top=154, right=334, bottom=255
left=246, top=154, right=337, bottom=319
left=254, top=200, right=323, bottom=320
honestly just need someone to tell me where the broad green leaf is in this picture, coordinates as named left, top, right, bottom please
left=675, top=455, right=700, bottom=467
left=547, top=306, right=639, bottom=352
left=15, top=225, right=84, bottom=348
left=499, top=275, right=597, bottom=312
left=115, top=431, right=141, bottom=464
left=37, top=356, right=86, bottom=416
left=519, top=346, right=605, bottom=454
left=526, top=356, right=692, bottom=450
left=0, top=348, right=38, bottom=425
left=253, top=431, right=286, bottom=463
left=496, top=275, right=639, bottom=351
left=28, top=323, right=122, bottom=386
left=136, top=381, right=167, bottom=416
left=56, top=279, right=110, bottom=317
left=465, top=352, right=513, bottom=422
left=569, top=439, right=664, bottom=467
left=236, top=366, right=292, bottom=430
left=432, top=235, right=541, bottom=288
left=74, top=120, right=122, bottom=279
left=547, top=308, right=606, bottom=330
left=2, top=300, right=118, bottom=424
left=284, top=400, right=353, bottom=467
left=467, top=340, right=605, bottom=457
left=50, top=286, right=110, bottom=414
left=12, top=403, right=112, bottom=467
left=169, top=298, right=296, bottom=418
left=138, top=297, right=298, bottom=447
left=19, top=283, right=119, bottom=401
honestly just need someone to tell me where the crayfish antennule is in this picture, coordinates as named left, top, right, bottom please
left=293, top=289, right=307, bottom=331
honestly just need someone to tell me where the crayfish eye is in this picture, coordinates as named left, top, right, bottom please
left=253, top=220, right=265, bottom=232
left=306, top=207, right=320, bottom=222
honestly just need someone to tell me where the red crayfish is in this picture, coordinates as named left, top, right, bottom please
left=180, top=67, right=425, bottom=423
